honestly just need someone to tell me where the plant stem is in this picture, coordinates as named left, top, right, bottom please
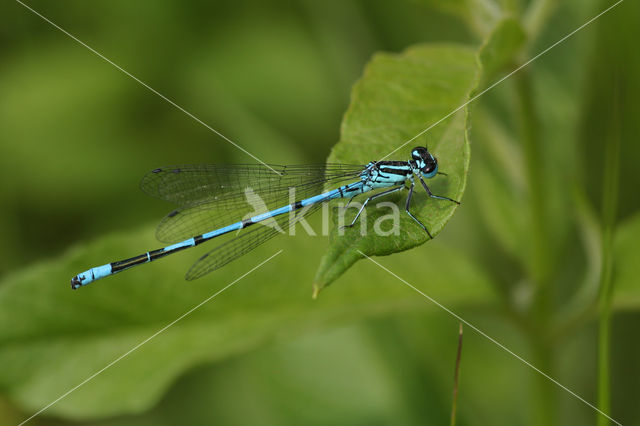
left=597, top=309, right=611, bottom=426
left=515, top=69, right=554, bottom=426
left=596, top=70, right=620, bottom=426
left=450, top=323, right=463, bottom=426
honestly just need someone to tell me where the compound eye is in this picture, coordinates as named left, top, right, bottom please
left=422, top=156, right=438, bottom=177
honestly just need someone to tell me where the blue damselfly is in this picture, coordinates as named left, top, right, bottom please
left=71, top=147, right=458, bottom=289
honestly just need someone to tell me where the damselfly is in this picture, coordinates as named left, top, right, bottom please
left=71, top=146, right=459, bottom=289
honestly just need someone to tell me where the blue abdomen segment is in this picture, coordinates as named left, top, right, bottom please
left=70, top=237, right=200, bottom=289
left=71, top=264, right=113, bottom=289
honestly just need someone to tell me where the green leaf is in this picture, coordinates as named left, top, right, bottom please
left=612, top=213, right=640, bottom=311
left=313, top=44, right=479, bottom=291
left=0, top=220, right=496, bottom=419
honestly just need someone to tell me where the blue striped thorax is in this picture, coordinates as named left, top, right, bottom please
left=360, top=160, right=411, bottom=190
left=358, top=146, right=439, bottom=191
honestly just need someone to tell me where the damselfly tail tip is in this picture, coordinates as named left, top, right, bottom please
left=70, top=275, right=83, bottom=290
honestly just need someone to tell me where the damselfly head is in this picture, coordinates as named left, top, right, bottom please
left=411, top=146, right=438, bottom=178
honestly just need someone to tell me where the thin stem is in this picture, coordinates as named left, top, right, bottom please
left=450, top=323, right=464, bottom=426
left=515, top=68, right=554, bottom=426
left=597, top=69, right=620, bottom=426
left=597, top=312, right=612, bottom=426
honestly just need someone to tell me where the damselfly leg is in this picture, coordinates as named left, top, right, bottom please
left=419, top=177, right=460, bottom=204
left=404, top=181, right=433, bottom=239
left=341, top=185, right=404, bottom=229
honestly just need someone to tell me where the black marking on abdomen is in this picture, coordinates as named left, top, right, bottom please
left=111, top=253, right=150, bottom=273
left=194, top=235, right=205, bottom=245
left=241, top=218, right=254, bottom=228
left=148, top=248, right=167, bottom=261
left=292, top=200, right=303, bottom=210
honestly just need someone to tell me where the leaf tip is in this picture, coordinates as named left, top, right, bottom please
left=312, top=283, right=320, bottom=299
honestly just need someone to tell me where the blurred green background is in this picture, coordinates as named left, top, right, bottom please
left=1, top=0, right=639, bottom=425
